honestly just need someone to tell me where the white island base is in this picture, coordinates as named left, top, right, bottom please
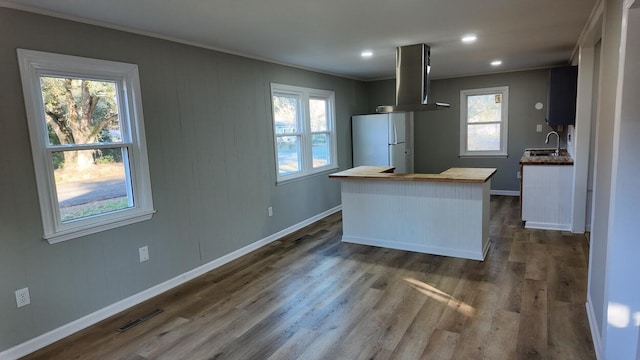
left=331, top=167, right=495, bottom=261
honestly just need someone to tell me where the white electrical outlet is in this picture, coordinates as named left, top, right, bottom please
left=139, top=246, right=149, bottom=262
left=15, top=288, right=31, bottom=308
left=517, top=171, right=522, bottom=179
left=536, top=124, right=543, bottom=132
left=268, top=207, right=273, bottom=217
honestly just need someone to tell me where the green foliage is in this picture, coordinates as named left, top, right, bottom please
left=94, top=155, right=116, bottom=164
left=40, top=77, right=119, bottom=137
left=47, top=124, right=65, bottom=169
left=60, top=197, right=129, bottom=222
left=95, top=130, right=123, bottom=164
left=40, top=76, right=122, bottom=169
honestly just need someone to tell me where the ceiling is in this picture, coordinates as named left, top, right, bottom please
left=2, top=0, right=597, bottom=81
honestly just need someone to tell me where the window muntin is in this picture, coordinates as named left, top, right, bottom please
left=18, top=49, right=154, bottom=243
left=460, top=87, right=509, bottom=157
left=271, top=84, right=337, bottom=182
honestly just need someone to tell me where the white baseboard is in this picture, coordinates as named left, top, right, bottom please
left=341, top=235, right=487, bottom=261
left=490, top=190, right=519, bottom=196
left=0, top=205, right=341, bottom=360
left=586, top=298, right=602, bottom=360
left=524, top=221, right=572, bottom=231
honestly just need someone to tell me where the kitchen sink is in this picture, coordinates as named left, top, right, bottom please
left=529, top=149, right=558, bottom=157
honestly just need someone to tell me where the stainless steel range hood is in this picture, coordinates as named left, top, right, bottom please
left=376, top=44, right=450, bottom=113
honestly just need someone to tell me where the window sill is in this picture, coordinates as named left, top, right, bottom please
left=276, top=166, right=339, bottom=186
left=44, top=209, right=156, bottom=244
left=459, top=153, right=508, bottom=159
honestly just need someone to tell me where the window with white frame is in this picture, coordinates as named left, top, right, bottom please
left=17, top=49, right=154, bottom=243
left=271, top=83, right=337, bottom=182
left=459, top=86, right=509, bottom=157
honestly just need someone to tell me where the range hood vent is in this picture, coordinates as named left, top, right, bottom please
left=376, top=44, right=450, bottom=113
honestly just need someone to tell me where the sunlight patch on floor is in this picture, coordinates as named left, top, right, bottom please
left=404, top=277, right=476, bottom=317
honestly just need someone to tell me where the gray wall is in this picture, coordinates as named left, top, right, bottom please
left=0, top=7, right=365, bottom=351
left=366, top=70, right=557, bottom=192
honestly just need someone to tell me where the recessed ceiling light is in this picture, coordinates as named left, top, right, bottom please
left=462, top=34, right=477, bottom=43
left=491, top=60, right=503, bottom=66
left=361, top=50, right=373, bottom=58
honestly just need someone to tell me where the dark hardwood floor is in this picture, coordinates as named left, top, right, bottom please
left=23, top=196, right=595, bottom=359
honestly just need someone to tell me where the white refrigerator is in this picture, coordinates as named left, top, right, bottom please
left=351, top=113, right=413, bottom=173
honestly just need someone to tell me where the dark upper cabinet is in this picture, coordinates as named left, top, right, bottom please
left=546, top=66, right=578, bottom=126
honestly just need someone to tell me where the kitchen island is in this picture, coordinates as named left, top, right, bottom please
left=330, top=166, right=496, bottom=261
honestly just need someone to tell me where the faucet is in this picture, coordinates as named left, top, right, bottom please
left=545, top=131, right=560, bottom=156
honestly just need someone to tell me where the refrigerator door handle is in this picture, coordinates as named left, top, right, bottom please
left=392, top=122, right=398, bottom=145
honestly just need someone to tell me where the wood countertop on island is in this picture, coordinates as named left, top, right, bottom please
left=329, top=166, right=497, bottom=184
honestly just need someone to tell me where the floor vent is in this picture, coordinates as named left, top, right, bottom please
left=116, top=308, right=164, bottom=333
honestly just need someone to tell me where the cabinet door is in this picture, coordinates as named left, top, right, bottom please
left=546, top=66, right=578, bottom=126
left=522, top=165, right=572, bottom=230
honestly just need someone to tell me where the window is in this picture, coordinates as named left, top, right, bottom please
left=459, top=86, right=509, bottom=157
left=17, top=49, right=154, bottom=243
left=271, top=83, right=337, bottom=182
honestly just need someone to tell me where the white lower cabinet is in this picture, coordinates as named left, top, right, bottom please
left=522, top=165, right=573, bottom=230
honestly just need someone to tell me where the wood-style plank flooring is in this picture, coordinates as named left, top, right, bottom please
left=23, top=196, right=595, bottom=359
